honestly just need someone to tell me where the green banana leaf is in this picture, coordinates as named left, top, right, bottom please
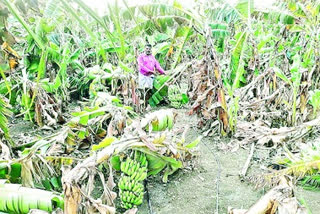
left=110, top=155, right=121, bottom=171
left=135, top=148, right=182, bottom=183
left=92, top=136, right=117, bottom=151
left=0, top=180, right=64, bottom=213
left=0, top=163, right=21, bottom=183
left=40, top=176, right=62, bottom=191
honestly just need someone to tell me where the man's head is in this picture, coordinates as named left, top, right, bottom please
left=145, top=44, right=152, bottom=55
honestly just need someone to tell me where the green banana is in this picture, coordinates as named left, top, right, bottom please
left=135, top=162, right=140, bottom=171
left=120, top=161, right=125, bottom=172
left=133, top=195, right=143, bottom=205
left=129, top=192, right=134, bottom=203
left=136, top=171, right=146, bottom=181
left=124, top=159, right=130, bottom=173
left=130, top=171, right=137, bottom=180
left=118, top=178, right=125, bottom=189
left=118, top=151, right=149, bottom=210
left=128, top=158, right=133, bottom=169
left=140, top=153, right=147, bottom=166
left=127, top=166, right=133, bottom=176
left=128, top=181, right=132, bottom=190
left=132, top=185, right=139, bottom=192
left=122, top=202, right=132, bottom=209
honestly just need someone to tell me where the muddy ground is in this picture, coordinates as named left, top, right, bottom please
left=8, top=109, right=320, bottom=214
left=138, top=110, right=320, bottom=214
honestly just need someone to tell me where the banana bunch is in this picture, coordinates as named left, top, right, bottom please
left=118, top=151, right=149, bottom=210
left=144, top=109, right=174, bottom=131
left=168, top=85, right=183, bottom=108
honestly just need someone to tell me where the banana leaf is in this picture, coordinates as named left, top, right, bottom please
left=110, top=155, right=121, bottom=171
left=0, top=163, right=21, bottom=183
left=40, top=176, right=62, bottom=191
left=209, top=23, right=230, bottom=52
left=0, top=180, right=64, bottom=213
left=135, top=148, right=182, bottom=183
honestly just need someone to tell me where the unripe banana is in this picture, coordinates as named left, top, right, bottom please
left=137, top=171, right=147, bottom=181
left=133, top=197, right=143, bottom=205
left=127, top=166, right=133, bottom=175
left=122, top=202, right=131, bottom=209
left=118, top=178, right=125, bottom=189
left=127, top=181, right=131, bottom=190
left=128, top=158, right=133, bottom=168
left=121, top=161, right=125, bottom=172
left=131, top=171, right=137, bottom=180
left=118, top=151, right=149, bottom=210
left=129, top=192, right=135, bottom=203
left=124, top=160, right=130, bottom=172
left=132, top=184, right=138, bottom=192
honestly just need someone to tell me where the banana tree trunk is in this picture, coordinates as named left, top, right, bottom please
left=0, top=180, right=64, bottom=213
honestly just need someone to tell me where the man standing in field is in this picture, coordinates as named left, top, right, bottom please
left=137, top=43, right=165, bottom=108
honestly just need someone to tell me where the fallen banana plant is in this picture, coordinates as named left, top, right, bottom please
left=63, top=137, right=142, bottom=214
left=233, top=116, right=320, bottom=147
left=141, top=109, right=175, bottom=132
left=0, top=127, right=76, bottom=190
left=228, top=177, right=307, bottom=214
left=0, top=180, right=64, bottom=214
left=63, top=110, right=201, bottom=213
left=252, top=139, right=320, bottom=188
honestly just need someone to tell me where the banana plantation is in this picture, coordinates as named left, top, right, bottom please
left=1, top=0, right=320, bottom=213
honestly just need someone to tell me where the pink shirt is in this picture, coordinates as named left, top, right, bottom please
left=137, top=53, right=165, bottom=76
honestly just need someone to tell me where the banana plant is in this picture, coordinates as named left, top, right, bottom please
left=59, top=0, right=106, bottom=64
left=107, top=0, right=126, bottom=60
left=274, top=55, right=302, bottom=126
left=172, top=20, right=193, bottom=68
left=230, top=31, right=248, bottom=90
left=71, top=0, right=117, bottom=60
left=1, top=0, right=44, bottom=50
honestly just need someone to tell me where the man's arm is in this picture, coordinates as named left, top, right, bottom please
left=138, top=55, right=153, bottom=75
left=154, top=56, right=165, bottom=74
